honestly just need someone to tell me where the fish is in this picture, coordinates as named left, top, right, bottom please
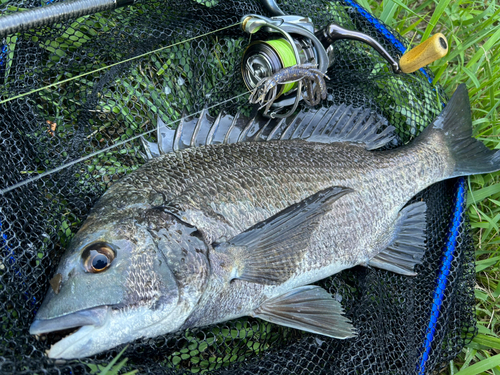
left=30, top=85, right=500, bottom=359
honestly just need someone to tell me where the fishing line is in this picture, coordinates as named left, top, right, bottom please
left=0, top=91, right=251, bottom=195
left=0, top=22, right=241, bottom=105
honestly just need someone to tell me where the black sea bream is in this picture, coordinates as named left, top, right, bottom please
left=30, top=85, right=500, bottom=359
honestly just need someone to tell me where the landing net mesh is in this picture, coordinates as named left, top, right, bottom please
left=0, top=0, right=476, bottom=373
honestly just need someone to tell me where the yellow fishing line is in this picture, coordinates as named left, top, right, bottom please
left=0, top=22, right=241, bottom=105
left=264, top=38, right=297, bottom=93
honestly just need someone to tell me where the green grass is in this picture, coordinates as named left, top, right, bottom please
left=86, top=346, right=138, bottom=375
left=361, top=0, right=500, bottom=373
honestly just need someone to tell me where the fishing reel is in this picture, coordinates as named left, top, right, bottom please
left=241, top=9, right=448, bottom=118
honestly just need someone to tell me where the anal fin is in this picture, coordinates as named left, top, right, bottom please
left=368, top=201, right=427, bottom=276
left=253, top=286, right=356, bottom=339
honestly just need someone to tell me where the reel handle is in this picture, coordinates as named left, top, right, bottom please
left=399, top=33, right=448, bottom=73
left=316, top=23, right=401, bottom=73
left=316, top=24, right=448, bottom=75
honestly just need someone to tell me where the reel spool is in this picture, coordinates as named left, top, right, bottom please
left=242, top=37, right=316, bottom=99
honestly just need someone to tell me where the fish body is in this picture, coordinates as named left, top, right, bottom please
left=30, top=85, right=500, bottom=359
left=157, top=135, right=445, bottom=329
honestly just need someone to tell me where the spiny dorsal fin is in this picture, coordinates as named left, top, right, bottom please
left=205, top=111, right=223, bottom=145
left=141, top=104, right=395, bottom=160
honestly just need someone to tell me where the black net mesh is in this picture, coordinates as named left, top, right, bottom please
left=0, top=0, right=476, bottom=374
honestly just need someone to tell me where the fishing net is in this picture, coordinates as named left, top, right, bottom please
left=0, top=0, right=476, bottom=374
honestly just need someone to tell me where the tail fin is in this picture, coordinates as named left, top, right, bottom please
left=421, top=84, right=499, bottom=177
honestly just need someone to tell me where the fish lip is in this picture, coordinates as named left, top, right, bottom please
left=30, top=306, right=108, bottom=335
left=47, top=325, right=96, bottom=359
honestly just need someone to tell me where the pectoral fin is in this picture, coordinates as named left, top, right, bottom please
left=223, top=186, right=352, bottom=285
left=253, top=286, right=356, bottom=338
left=368, top=201, right=427, bottom=275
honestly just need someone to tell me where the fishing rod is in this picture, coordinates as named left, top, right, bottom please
left=0, top=0, right=134, bottom=38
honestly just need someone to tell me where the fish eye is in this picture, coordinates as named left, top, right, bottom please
left=81, top=243, right=115, bottom=273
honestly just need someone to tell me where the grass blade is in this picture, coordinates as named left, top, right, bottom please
left=379, top=0, right=398, bottom=25
left=455, top=353, right=500, bottom=375
left=421, top=0, right=452, bottom=40
left=462, top=66, right=481, bottom=89
left=472, top=334, right=500, bottom=351
left=98, top=345, right=129, bottom=374
left=467, top=184, right=500, bottom=207
left=466, top=26, right=500, bottom=69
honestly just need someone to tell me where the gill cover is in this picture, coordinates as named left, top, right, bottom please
left=143, top=207, right=211, bottom=300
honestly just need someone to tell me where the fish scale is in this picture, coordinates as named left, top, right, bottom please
left=146, top=141, right=425, bottom=243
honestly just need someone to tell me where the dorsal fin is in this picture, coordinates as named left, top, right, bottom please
left=140, top=104, right=396, bottom=160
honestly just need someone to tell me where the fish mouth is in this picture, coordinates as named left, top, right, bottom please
left=30, top=307, right=108, bottom=358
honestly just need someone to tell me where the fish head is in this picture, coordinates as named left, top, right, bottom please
left=30, top=200, right=211, bottom=359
